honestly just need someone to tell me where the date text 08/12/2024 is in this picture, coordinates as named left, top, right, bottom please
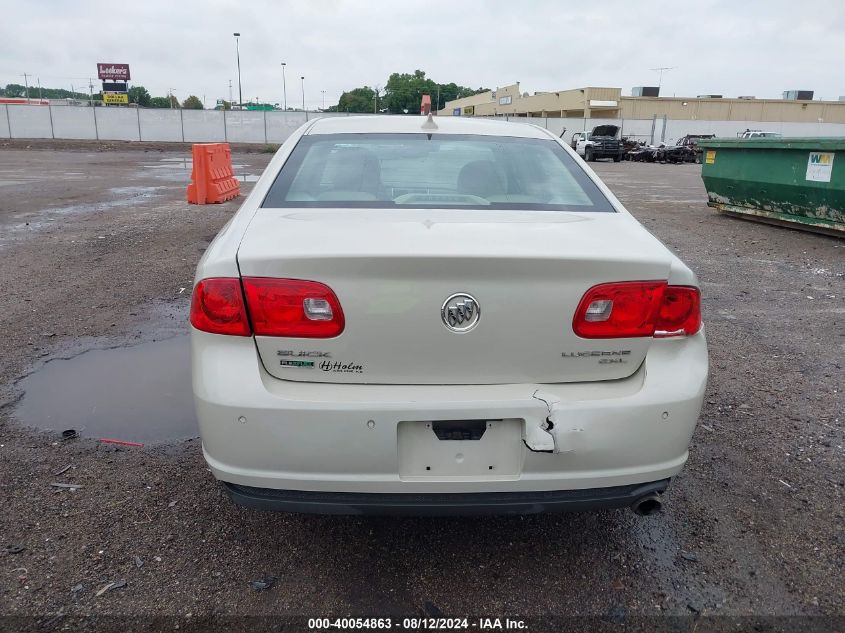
left=307, top=617, right=527, bottom=630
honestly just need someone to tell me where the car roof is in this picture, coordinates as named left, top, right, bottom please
left=305, top=115, right=552, bottom=139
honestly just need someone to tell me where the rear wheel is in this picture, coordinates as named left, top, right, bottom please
left=613, top=153, right=622, bottom=162
left=585, top=147, right=593, bottom=162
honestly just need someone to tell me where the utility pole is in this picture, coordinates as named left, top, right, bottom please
left=228, top=80, right=233, bottom=105
left=436, top=87, right=440, bottom=113
left=37, top=77, right=43, bottom=101
left=88, top=79, right=94, bottom=106
left=280, top=62, right=287, bottom=111
left=650, top=66, right=677, bottom=91
left=22, top=73, right=30, bottom=103
left=300, top=76, right=305, bottom=111
left=321, top=90, right=325, bottom=110
left=233, top=33, right=243, bottom=108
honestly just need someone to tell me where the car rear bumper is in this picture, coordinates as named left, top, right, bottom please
left=193, top=329, right=707, bottom=498
left=222, top=479, right=671, bottom=515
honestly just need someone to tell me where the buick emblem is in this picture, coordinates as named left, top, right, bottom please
left=441, top=293, right=480, bottom=333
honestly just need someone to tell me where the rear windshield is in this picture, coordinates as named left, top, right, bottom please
left=261, top=133, right=614, bottom=212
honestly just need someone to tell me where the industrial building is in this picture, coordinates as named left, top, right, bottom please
left=442, top=83, right=845, bottom=124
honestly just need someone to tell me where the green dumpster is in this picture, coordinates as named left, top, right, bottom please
left=699, top=137, right=844, bottom=237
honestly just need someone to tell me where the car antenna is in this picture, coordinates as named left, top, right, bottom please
left=420, top=94, right=437, bottom=131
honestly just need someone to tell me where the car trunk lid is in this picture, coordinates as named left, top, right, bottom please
left=237, top=208, right=672, bottom=385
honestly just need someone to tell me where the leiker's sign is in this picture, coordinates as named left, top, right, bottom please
left=97, top=63, right=130, bottom=81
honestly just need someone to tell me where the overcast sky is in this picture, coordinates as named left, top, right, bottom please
left=2, top=0, right=844, bottom=108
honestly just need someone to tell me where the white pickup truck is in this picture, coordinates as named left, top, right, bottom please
left=737, top=129, right=782, bottom=139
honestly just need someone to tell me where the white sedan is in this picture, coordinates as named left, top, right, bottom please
left=190, top=115, right=708, bottom=515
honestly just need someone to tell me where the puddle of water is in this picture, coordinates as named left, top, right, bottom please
left=15, top=335, right=197, bottom=444
left=142, top=157, right=254, bottom=183
left=40, top=186, right=165, bottom=215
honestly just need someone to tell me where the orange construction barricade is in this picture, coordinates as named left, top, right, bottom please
left=186, top=143, right=241, bottom=204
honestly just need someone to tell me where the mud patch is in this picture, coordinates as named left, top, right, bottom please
left=14, top=335, right=196, bottom=444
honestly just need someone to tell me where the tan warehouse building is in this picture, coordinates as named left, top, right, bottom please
left=441, top=83, right=845, bottom=124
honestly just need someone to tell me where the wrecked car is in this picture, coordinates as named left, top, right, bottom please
left=575, top=124, right=625, bottom=162
left=190, top=115, right=708, bottom=515
left=666, top=134, right=716, bottom=163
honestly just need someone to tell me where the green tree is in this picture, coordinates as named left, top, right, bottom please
left=150, top=96, right=175, bottom=108
left=383, top=70, right=436, bottom=114
left=182, top=95, right=204, bottom=109
left=435, top=82, right=487, bottom=109
left=381, top=70, right=488, bottom=114
left=127, top=86, right=151, bottom=107
left=2, top=82, right=137, bottom=102
left=336, top=86, right=376, bottom=113
left=3, top=83, right=27, bottom=98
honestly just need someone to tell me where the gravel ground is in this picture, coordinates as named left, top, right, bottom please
left=0, top=141, right=842, bottom=630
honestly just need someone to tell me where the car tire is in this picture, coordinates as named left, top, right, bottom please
left=585, top=147, right=593, bottom=162
left=613, top=154, right=622, bottom=162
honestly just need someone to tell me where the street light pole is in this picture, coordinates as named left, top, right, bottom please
left=281, top=62, right=287, bottom=111
left=233, top=32, right=243, bottom=108
left=321, top=90, right=325, bottom=110
left=300, top=76, right=305, bottom=111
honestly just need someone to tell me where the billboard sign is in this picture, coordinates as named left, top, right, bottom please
left=102, top=81, right=128, bottom=92
left=97, top=63, right=130, bottom=80
left=103, top=92, right=129, bottom=104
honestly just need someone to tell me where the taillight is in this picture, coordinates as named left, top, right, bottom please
left=573, top=281, right=666, bottom=338
left=573, top=281, right=701, bottom=339
left=190, top=278, right=251, bottom=336
left=241, top=277, right=345, bottom=338
left=654, top=286, right=701, bottom=338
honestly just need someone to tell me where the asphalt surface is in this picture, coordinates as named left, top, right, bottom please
left=0, top=140, right=842, bottom=630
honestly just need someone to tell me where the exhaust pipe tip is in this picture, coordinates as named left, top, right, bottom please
left=631, top=492, right=663, bottom=516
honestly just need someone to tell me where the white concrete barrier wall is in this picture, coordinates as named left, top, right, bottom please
left=0, top=105, right=11, bottom=138
left=183, top=110, right=224, bottom=143
left=7, top=104, right=54, bottom=139
left=497, top=114, right=845, bottom=144
left=224, top=110, right=267, bottom=144
left=95, top=107, right=141, bottom=141
left=138, top=109, right=182, bottom=142
left=52, top=106, right=98, bottom=140
left=4, top=104, right=845, bottom=144
left=267, top=111, right=308, bottom=143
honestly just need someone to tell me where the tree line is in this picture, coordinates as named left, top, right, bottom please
left=329, top=70, right=487, bottom=114
left=1, top=84, right=205, bottom=109
left=3, top=69, right=486, bottom=112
